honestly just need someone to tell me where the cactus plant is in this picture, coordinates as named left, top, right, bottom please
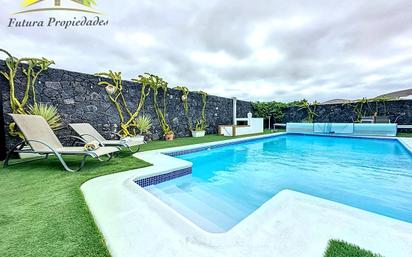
left=298, top=100, right=318, bottom=123
left=175, top=86, right=192, bottom=130
left=0, top=49, right=54, bottom=136
left=145, top=74, right=172, bottom=137
left=96, top=71, right=153, bottom=138
left=198, top=91, right=208, bottom=128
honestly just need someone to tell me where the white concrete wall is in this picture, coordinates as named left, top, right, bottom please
left=235, top=118, right=264, bottom=136
left=221, top=118, right=264, bottom=136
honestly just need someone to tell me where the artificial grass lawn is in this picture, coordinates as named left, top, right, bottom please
left=324, top=240, right=384, bottom=257
left=398, top=132, right=412, bottom=137
left=0, top=153, right=151, bottom=257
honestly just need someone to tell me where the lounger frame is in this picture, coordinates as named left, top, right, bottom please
left=69, top=123, right=144, bottom=153
left=3, top=139, right=113, bottom=172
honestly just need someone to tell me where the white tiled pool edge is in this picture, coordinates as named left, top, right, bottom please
left=81, top=133, right=412, bottom=257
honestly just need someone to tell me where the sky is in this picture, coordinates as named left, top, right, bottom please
left=1, top=0, right=412, bottom=102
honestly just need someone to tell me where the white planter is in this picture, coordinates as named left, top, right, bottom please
left=191, top=130, right=206, bottom=137
left=121, top=136, right=145, bottom=144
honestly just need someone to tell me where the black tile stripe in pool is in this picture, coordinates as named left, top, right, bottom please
left=135, top=167, right=192, bottom=187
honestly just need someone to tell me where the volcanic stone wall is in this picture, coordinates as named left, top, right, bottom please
left=0, top=60, right=252, bottom=152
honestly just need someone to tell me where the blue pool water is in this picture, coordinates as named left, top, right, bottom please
left=146, top=134, right=412, bottom=232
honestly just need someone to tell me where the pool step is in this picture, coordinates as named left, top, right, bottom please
left=162, top=185, right=238, bottom=227
left=175, top=177, right=268, bottom=211
left=202, top=183, right=267, bottom=210
left=151, top=172, right=268, bottom=210
left=149, top=187, right=225, bottom=232
left=187, top=186, right=252, bottom=221
left=149, top=186, right=236, bottom=232
left=153, top=178, right=256, bottom=218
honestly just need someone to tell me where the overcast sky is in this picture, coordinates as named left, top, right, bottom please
left=1, top=0, right=412, bottom=102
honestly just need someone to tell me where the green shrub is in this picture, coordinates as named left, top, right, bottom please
left=252, top=101, right=288, bottom=127
left=324, top=240, right=384, bottom=257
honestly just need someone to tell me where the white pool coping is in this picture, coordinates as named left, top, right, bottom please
left=81, top=133, right=412, bottom=257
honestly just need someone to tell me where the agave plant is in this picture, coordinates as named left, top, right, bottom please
left=135, top=115, right=152, bottom=134
left=28, top=103, right=62, bottom=130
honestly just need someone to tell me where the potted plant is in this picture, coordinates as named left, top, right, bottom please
left=164, top=130, right=175, bottom=141
left=191, top=120, right=206, bottom=137
left=134, top=115, right=152, bottom=142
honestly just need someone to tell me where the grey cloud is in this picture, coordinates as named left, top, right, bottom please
left=1, top=0, right=411, bottom=102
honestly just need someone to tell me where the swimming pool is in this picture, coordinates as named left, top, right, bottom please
left=146, top=134, right=412, bottom=233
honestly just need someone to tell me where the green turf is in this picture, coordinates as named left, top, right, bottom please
left=397, top=132, right=412, bottom=137
left=0, top=153, right=151, bottom=257
left=324, top=240, right=384, bottom=257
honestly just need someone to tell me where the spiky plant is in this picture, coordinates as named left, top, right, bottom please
left=135, top=115, right=152, bottom=135
left=28, top=103, right=62, bottom=130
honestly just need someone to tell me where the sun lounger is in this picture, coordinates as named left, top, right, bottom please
left=69, top=123, right=145, bottom=153
left=4, top=114, right=119, bottom=172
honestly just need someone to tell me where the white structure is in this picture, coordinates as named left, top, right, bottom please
left=232, top=97, right=237, bottom=126
left=286, top=123, right=398, bottom=137
left=219, top=112, right=264, bottom=136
